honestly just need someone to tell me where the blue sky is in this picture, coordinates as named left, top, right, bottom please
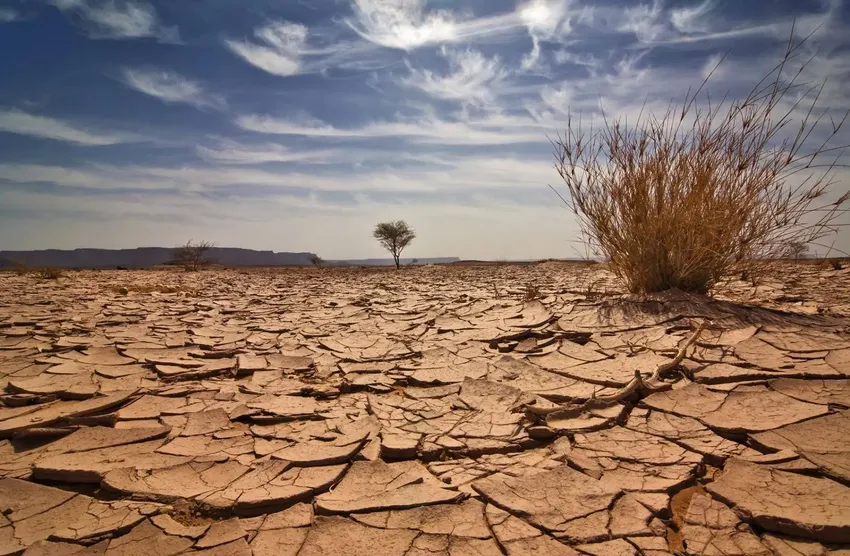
left=1, top=0, right=848, bottom=260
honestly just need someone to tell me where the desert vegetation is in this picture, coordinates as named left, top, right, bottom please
left=373, top=220, right=416, bottom=269
left=172, top=240, right=215, bottom=272
left=552, top=31, right=849, bottom=295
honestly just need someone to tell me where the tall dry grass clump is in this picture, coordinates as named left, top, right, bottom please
left=552, top=31, right=849, bottom=294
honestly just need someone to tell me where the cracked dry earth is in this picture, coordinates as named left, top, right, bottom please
left=2, top=262, right=850, bottom=556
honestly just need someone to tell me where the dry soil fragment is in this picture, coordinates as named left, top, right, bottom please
left=150, top=514, right=209, bottom=538
left=353, top=498, right=491, bottom=538
left=195, top=517, right=248, bottom=548
left=575, top=538, right=637, bottom=555
left=799, top=450, right=850, bottom=483
left=750, top=411, right=850, bottom=453
left=570, top=427, right=702, bottom=492
left=33, top=439, right=188, bottom=483
left=472, top=464, right=621, bottom=534
left=707, top=458, right=850, bottom=543
left=0, top=478, right=90, bottom=550
left=297, top=516, right=417, bottom=556
left=680, top=492, right=771, bottom=555
left=272, top=433, right=367, bottom=466
left=770, top=378, right=850, bottom=407
left=0, top=389, right=136, bottom=437
left=733, top=337, right=796, bottom=369
left=551, top=352, right=671, bottom=387
left=39, top=424, right=170, bottom=454
left=760, top=533, right=832, bottom=556
left=103, top=519, right=193, bottom=556
left=642, top=382, right=829, bottom=433
left=247, top=395, right=324, bottom=419
left=251, top=527, right=308, bottom=556
left=180, top=408, right=232, bottom=436
left=50, top=499, right=160, bottom=542
left=117, top=394, right=186, bottom=420
left=486, top=356, right=601, bottom=401
left=627, top=408, right=758, bottom=463
left=200, top=461, right=347, bottom=511
left=315, top=459, right=464, bottom=514
left=758, top=330, right=849, bottom=353
left=693, top=362, right=840, bottom=384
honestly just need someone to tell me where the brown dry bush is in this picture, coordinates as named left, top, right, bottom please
left=173, top=240, right=215, bottom=271
left=34, top=267, right=63, bottom=280
left=552, top=30, right=849, bottom=295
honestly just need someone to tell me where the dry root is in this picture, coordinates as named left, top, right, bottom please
left=518, top=321, right=707, bottom=417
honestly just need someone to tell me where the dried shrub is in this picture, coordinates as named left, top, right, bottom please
left=522, top=283, right=541, bottom=301
left=173, top=240, right=215, bottom=271
left=34, top=267, right=63, bottom=280
left=552, top=31, right=849, bottom=294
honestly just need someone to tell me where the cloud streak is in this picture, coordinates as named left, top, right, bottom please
left=234, top=111, right=553, bottom=145
left=52, top=0, right=178, bottom=42
left=0, top=8, right=20, bottom=22
left=122, top=68, right=225, bottom=109
left=0, top=109, right=138, bottom=145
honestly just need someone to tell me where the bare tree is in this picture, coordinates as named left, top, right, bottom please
left=309, top=254, right=324, bottom=267
left=373, top=221, right=415, bottom=269
left=785, top=241, right=809, bottom=261
left=173, top=240, right=215, bottom=271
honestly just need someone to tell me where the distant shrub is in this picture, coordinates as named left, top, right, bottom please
left=173, top=240, right=215, bottom=271
left=35, top=267, right=63, bottom=280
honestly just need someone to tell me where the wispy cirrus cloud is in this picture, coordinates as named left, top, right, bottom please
left=225, top=21, right=309, bottom=77
left=51, top=0, right=178, bottom=42
left=400, top=48, right=508, bottom=107
left=121, top=68, right=225, bottom=110
left=0, top=109, right=138, bottom=145
left=195, top=139, right=339, bottom=165
left=0, top=8, right=20, bottom=22
left=234, top=110, right=553, bottom=146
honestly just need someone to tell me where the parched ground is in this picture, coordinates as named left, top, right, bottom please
left=1, top=261, right=850, bottom=555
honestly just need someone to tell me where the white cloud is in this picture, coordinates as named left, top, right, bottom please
left=122, top=68, right=225, bottom=110
left=670, top=0, right=714, bottom=34
left=0, top=109, right=136, bottom=145
left=617, top=1, right=668, bottom=42
left=52, top=0, right=179, bottom=42
left=195, top=140, right=340, bottom=165
left=0, top=8, right=20, bottom=22
left=346, top=0, right=458, bottom=50
left=225, top=21, right=308, bottom=77
left=400, top=48, right=508, bottom=106
left=519, top=0, right=571, bottom=39
left=234, top=111, right=553, bottom=146
left=345, top=0, right=528, bottom=51
left=516, top=0, right=574, bottom=72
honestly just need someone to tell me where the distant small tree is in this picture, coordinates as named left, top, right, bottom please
left=373, top=221, right=415, bottom=269
left=173, top=240, right=215, bottom=271
left=785, top=241, right=809, bottom=261
left=309, top=254, right=324, bottom=267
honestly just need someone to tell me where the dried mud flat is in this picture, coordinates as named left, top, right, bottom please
left=1, top=261, right=850, bottom=556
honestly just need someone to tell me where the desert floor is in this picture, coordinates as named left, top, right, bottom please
left=1, top=261, right=849, bottom=555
